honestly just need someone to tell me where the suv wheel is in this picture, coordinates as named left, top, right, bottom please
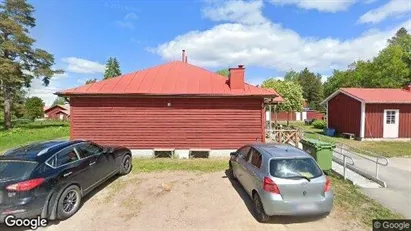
left=228, top=161, right=237, bottom=180
left=253, top=194, right=269, bottom=223
left=119, top=154, right=132, bottom=175
left=57, top=185, right=81, bottom=220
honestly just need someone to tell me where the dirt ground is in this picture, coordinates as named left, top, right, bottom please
left=31, top=171, right=364, bottom=231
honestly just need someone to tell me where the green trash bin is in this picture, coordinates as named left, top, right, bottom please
left=300, top=138, right=335, bottom=171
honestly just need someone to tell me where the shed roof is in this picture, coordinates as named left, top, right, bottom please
left=57, top=61, right=283, bottom=101
left=321, top=88, right=411, bottom=104
left=44, top=104, right=70, bottom=115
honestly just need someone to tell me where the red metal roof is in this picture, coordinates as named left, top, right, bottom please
left=57, top=61, right=283, bottom=101
left=340, top=88, right=411, bottom=103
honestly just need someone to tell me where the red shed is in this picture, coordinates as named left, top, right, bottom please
left=322, top=86, right=411, bottom=140
left=44, top=104, right=70, bottom=120
left=57, top=59, right=283, bottom=157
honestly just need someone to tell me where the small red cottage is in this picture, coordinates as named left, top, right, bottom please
left=44, top=104, right=70, bottom=121
left=57, top=56, right=283, bottom=157
left=321, top=86, right=411, bottom=140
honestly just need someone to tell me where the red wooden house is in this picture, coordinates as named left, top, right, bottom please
left=44, top=104, right=70, bottom=121
left=57, top=57, right=283, bottom=157
left=321, top=86, right=411, bottom=140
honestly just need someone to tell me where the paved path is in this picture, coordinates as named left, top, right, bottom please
left=335, top=149, right=411, bottom=218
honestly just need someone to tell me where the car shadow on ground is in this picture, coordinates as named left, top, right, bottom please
left=37, top=175, right=122, bottom=229
left=223, top=169, right=327, bottom=224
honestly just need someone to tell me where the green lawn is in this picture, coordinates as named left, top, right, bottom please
left=132, top=158, right=228, bottom=173
left=0, top=120, right=69, bottom=153
left=331, top=172, right=403, bottom=226
left=286, top=121, right=411, bottom=158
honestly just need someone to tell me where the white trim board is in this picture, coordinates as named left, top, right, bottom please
left=360, top=102, right=365, bottom=139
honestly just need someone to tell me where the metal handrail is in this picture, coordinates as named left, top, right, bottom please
left=336, top=144, right=389, bottom=180
left=333, top=148, right=355, bottom=180
left=301, top=130, right=389, bottom=180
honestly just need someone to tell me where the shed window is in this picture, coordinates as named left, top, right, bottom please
left=154, top=150, right=174, bottom=158
left=189, top=151, right=209, bottom=158
left=386, top=110, right=396, bottom=124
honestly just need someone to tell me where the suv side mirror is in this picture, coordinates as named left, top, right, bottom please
left=230, top=152, right=237, bottom=156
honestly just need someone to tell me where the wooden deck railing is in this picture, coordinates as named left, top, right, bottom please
left=266, top=128, right=303, bottom=147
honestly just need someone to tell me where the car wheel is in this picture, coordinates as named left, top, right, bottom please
left=57, top=185, right=81, bottom=220
left=253, top=193, right=270, bottom=223
left=119, top=154, right=132, bottom=175
left=228, top=161, right=237, bottom=180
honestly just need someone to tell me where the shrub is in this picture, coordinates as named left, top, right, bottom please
left=312, top=120, right=326, bottom=129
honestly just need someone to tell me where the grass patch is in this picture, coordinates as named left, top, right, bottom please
left=330, top=172, right=403, bottom=227
left=0, top=120, right=70, bottom=153
left=288, top=121, right=411, bottom=158
left=132, top=158, right=228, bottom=173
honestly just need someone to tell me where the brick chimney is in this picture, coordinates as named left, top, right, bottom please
left=182, top=50, right=185, bottom=62
left=403, top=83, right=411, bottom=91
left=228, top=65, right=245, bottom=90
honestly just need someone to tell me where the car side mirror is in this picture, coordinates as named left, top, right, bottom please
left=102, top=147, right=110, bottom=154
left=230, top=152, right=238, bottom=156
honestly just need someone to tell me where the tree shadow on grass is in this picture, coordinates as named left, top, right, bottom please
left=223, top=169, right=328, bottom=224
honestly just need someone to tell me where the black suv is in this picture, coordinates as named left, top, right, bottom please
left=0, top=140, right=132, bottom=221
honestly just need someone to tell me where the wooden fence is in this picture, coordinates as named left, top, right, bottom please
left=266, top=129, right=303, bottom=147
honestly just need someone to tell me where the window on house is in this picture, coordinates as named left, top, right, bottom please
left=189, top=151, right=209, bottom=158
left=386, top=110, right=396, bottom=124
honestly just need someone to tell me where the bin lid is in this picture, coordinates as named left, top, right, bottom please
left=301, top=138, right=336, bottom=149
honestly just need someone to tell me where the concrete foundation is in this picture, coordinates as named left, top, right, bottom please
left=131, top=149, right=154, bottom=158
left=130, top=149, right=236, bottom=158
left=175, top=150, right=190, bottom=159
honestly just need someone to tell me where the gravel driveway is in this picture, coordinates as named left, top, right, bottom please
left=22, top=171, right=365, bottom=231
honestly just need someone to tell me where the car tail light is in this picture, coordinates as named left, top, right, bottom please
left=263, top=177, right=280, bottom=194
left=6, top=178, right=45, bottom=192
left=324, top=177, right=331, bottom=192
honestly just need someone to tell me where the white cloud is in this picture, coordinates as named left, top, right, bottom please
left=151, top=19, right=410, bottom=73
left=358, top=0, right=411, bottom=24
left=269, top=0, right=357, bottom=13
left=115, top=12, right=138, bottom=29
left=62, top=57, right=105, bottom=74
left=26, top=79, right=60, bottom=106
left=53, top=73, right=68, bottom=80
left=202, top=0, right=267, bottom=24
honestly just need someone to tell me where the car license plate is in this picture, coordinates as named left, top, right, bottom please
left=298, top=203, right=317, bottom=211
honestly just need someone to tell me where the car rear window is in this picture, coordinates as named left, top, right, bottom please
left=269, top=158, right=323, bottom=179
left=0, top=160, right=38, bottom=181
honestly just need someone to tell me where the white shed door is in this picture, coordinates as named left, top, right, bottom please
left=383, top=109, right=399, bottom=138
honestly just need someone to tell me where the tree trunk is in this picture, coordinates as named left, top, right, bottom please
left=3, top=85, right=12, bottom=130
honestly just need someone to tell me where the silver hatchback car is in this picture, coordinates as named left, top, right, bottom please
left=229, top=143, right=334, bottom=222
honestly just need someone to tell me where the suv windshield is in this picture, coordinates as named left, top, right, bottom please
left=270, top=158, right=323, bottom=180
left=0, top=160, right=38, bottom=181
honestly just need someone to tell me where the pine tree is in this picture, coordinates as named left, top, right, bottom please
left=104, top=57, right=122, bottom=79
left=0, top=0, right=62, bottom=129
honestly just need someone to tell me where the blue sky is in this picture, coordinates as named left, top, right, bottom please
left=27, top=0, right=411, bottom=105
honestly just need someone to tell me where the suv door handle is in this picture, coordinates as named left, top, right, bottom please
left=63, top=172, right=72, bottom=177
left=89, top=161, right=96, bottom=166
